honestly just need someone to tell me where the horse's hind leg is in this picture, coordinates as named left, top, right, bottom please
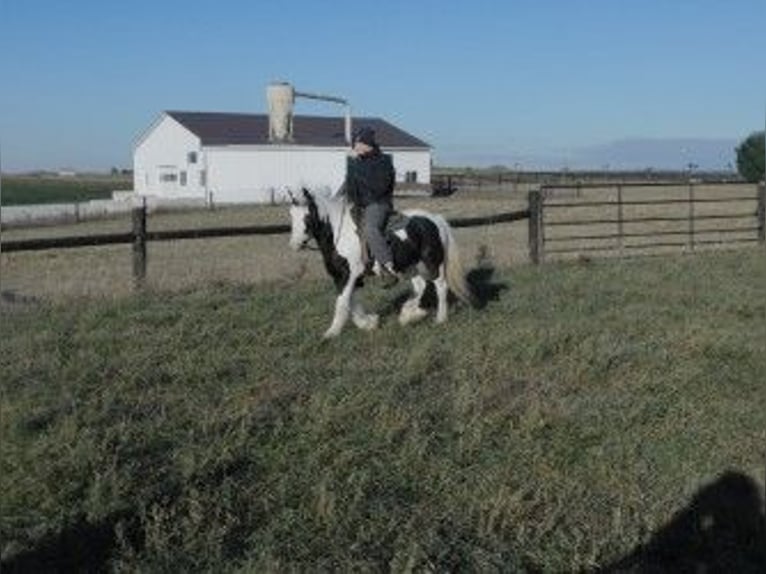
left=351, top=292, right=379, bottom=331
left=434, top=264, right=449, bottom=324
left=399, top=275, right=429, bottom=326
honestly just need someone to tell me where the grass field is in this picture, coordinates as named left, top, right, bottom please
left=1, top=175, right=131, bottom=205
left=2, top=249, right=765, bottom=571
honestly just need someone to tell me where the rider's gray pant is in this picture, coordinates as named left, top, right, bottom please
left=363, top=201, right=394, bottom=267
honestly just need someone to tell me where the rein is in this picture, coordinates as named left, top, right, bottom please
left=289, top=188, right=353, bottom=253
left=334, top=195, right=348, bottom=250
left=310, top=193, right=350, bottom=251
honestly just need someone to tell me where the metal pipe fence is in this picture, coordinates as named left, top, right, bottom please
left=533, top=182, right=765, bottom=260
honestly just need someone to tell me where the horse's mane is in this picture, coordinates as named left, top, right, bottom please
left=303, top=189, right=349, bottom=231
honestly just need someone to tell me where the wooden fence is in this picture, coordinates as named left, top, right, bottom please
left=431, top=170, right=742, bottom=197
left=3, top=182, right=763, bottom=289
left=1, top=206, right=531, bottom=288
left=528, top=182, right=766, bottom=262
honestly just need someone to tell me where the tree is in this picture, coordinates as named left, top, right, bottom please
left=735, top=131, right=765, bottom=182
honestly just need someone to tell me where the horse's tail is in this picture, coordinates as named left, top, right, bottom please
left=430, top=214, right=477, bottom=307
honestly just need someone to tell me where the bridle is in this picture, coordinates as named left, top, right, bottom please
left=333, top=195, right=348, bottom=250
left=287, top=189, right=314, bottom=250
left=287, top=188, right=347, bottom=251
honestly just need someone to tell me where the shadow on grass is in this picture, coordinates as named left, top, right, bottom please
left=465, top=265, right=508, bottom=310
left=377, top=265, right=508, bottom=319
left=3, top=470, right=761, bottom=572
left=1, top=511, right=141, bottom=574
left=601, top=470, right=766, bottom=573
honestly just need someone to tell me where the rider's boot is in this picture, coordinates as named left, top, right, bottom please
left=379, top=262, right=399, bottom=289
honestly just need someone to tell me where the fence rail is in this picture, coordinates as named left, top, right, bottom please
left=544, top=213, right=757, bottom=226
left=545, top=196, right=757, bottom=208
left=543, top=227, right=761, bottom=243
left=1, top=206, right=532, bottom=288
left=431, top=170, right=743, bottom=193
left=1, top=232, right=135, bottom=252
left=546, top=237, right=761, bottom=254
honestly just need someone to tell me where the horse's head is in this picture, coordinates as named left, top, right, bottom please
left=288, top=188, right=319, bottom=251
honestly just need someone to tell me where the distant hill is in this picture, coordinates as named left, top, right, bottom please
left=573, top=138, right=737, bottom=171
left=437, top=137, right=738, bottom=171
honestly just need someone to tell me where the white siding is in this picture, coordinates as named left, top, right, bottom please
left=206, top=147, right=348, bottom=204
left=390, top=150, right=431, bottom=184
left=133, top=115, right=204, bottom=198
left=204, top=147, right=432, bottom=204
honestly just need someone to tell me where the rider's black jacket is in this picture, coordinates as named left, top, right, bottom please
left=344, top=148, right=395, bottom=208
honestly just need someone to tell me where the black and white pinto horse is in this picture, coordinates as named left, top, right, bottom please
left=289, top=188, right=475, bottom=338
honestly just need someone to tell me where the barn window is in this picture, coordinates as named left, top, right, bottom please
left=187, top=152, right=198, bottom=164
left=405, top=171, right=418, bottom=183
left=180, top=171, right=187, bottom=186
left=199, top=170, right=207, bottom=186
left=160, top=173, right=178, bottom=182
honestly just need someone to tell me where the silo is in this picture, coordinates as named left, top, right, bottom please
left=267, top=82, right=295, bottom=142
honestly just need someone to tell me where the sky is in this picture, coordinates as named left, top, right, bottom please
left=1, top=0, right=764, bottom=172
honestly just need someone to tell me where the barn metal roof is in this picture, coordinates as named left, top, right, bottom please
left=166, top=111, right=430, bottom=149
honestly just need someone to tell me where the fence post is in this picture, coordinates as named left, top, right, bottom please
left=132, top=204, right=147, bottom=289
left=757, top=183, right=766, bottom=243
left=528, top=188, right=543, bottom=264
left=617, top=184, right=624, bottom=255
left=688, top=180, right=695, bottom=250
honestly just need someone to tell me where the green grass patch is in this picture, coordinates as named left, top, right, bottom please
left=1, top=176, right=130, bottom=205
left=1, top=250, right=765, bottom=571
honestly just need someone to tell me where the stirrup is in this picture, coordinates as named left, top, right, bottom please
left=378, top=263, right=400, bottom=288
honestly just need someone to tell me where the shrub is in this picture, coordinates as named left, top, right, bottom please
left=735, top=131, right=765, bottom=183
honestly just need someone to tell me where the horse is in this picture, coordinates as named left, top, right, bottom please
left=288, top=187, right=475, bottom=338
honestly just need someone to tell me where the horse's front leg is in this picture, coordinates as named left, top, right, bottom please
left=434, top=265, right=449, bottom=324
left=399, top=275, right=429, bottom=325
left=324, top=273, right=360, bottom=339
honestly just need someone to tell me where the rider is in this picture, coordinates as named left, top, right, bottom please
left=344, top=126, right=399, bottom=288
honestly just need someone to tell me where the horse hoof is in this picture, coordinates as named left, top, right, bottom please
left=323, top=328, right=340, bottom=339
left=399, top=307, right=428, bottom=326
left=352, top=313, right=378, bottom=331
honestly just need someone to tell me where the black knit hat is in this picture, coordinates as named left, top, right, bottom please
left=353, top=127, right=376, bottom=146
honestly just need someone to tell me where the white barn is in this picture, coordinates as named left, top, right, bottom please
left=133, top=111, right=432, bottom=204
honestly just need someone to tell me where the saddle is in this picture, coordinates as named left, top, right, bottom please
left=384, top=211, right=410, bottom=235
left=351, top=207, right=410, bottom=272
